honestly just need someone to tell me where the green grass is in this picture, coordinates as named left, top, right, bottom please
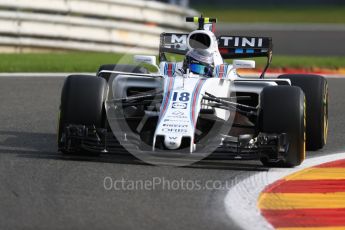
left=196, top=6, right=345, bottom=24
left=0, top=52, right=126, bottom=73
left=0, top=52, right=344, bottom=73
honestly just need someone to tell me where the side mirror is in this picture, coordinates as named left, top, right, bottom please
left=232, top=60, right=256, bottom=69
left=134, top=55, right=159, bottom=73
left=134, top=55, right=157, bottom=66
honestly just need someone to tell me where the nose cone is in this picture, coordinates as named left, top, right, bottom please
left=164, top=136, right=182, bottom=150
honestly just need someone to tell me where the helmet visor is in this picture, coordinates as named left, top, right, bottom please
left=189, top=63, right=212, bottom=77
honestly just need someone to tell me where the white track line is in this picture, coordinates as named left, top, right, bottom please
left=225, top=152, right=345, bottom=230
left=0, top=73, right=94, bottom=78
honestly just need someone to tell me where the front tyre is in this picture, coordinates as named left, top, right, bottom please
left=58, top=75, right=107, bottom=153
left=259, top=86, right=306, bottom=167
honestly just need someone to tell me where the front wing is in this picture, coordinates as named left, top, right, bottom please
left=59, top=125, right=289, bottom=162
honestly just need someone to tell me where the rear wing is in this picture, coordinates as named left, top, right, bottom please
left=159, top=33, right=273, bottom=78
left=218, top=36, right=272, bottom=59
left=218, top=36, right=273, bottom=78
left=159, top=33, right=189, bottom=59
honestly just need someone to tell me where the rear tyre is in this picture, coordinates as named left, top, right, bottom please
left=259, top=86, right=306, bottom=167
left=58, top=75, right=107, bottom=154
left=278, top=74, right=328, bottom=150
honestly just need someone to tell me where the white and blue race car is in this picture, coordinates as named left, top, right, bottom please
left=58, top=16, right=328, bottom=167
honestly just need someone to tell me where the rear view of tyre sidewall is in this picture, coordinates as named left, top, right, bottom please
left=278, top=74, right=328, bottom=150
left=260, top=86, right=305, bottom=167
left=58, top=75, right=107, bottom=149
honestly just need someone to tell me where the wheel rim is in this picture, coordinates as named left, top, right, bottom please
left=303, top=96, right=306, bottom=160
left=323, top=83, right=329, bottom=145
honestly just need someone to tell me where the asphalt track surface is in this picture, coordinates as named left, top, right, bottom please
left=217, top=23, right=345, bottom=56
left=0, top=76, right=344, bottom=230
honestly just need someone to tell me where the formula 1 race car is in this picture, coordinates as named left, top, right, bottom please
left=58, top=16, right=328, bottom=167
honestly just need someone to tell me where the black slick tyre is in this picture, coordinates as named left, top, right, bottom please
left=260, top=86, right=306, bottom=167
left=278, top=74, right=328, bottom=150
left=58, top=75, right=107, bottom=153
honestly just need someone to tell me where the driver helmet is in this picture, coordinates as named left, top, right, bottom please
left=184, top=49, right=214, bottom=77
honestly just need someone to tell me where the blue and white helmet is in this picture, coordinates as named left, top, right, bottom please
left=184, top=49, right=214, bottom=77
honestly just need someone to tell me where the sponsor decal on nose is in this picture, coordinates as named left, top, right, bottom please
left=164, top=136, right=182, bottom=150
left=172, top=102, right=187, bottom=109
